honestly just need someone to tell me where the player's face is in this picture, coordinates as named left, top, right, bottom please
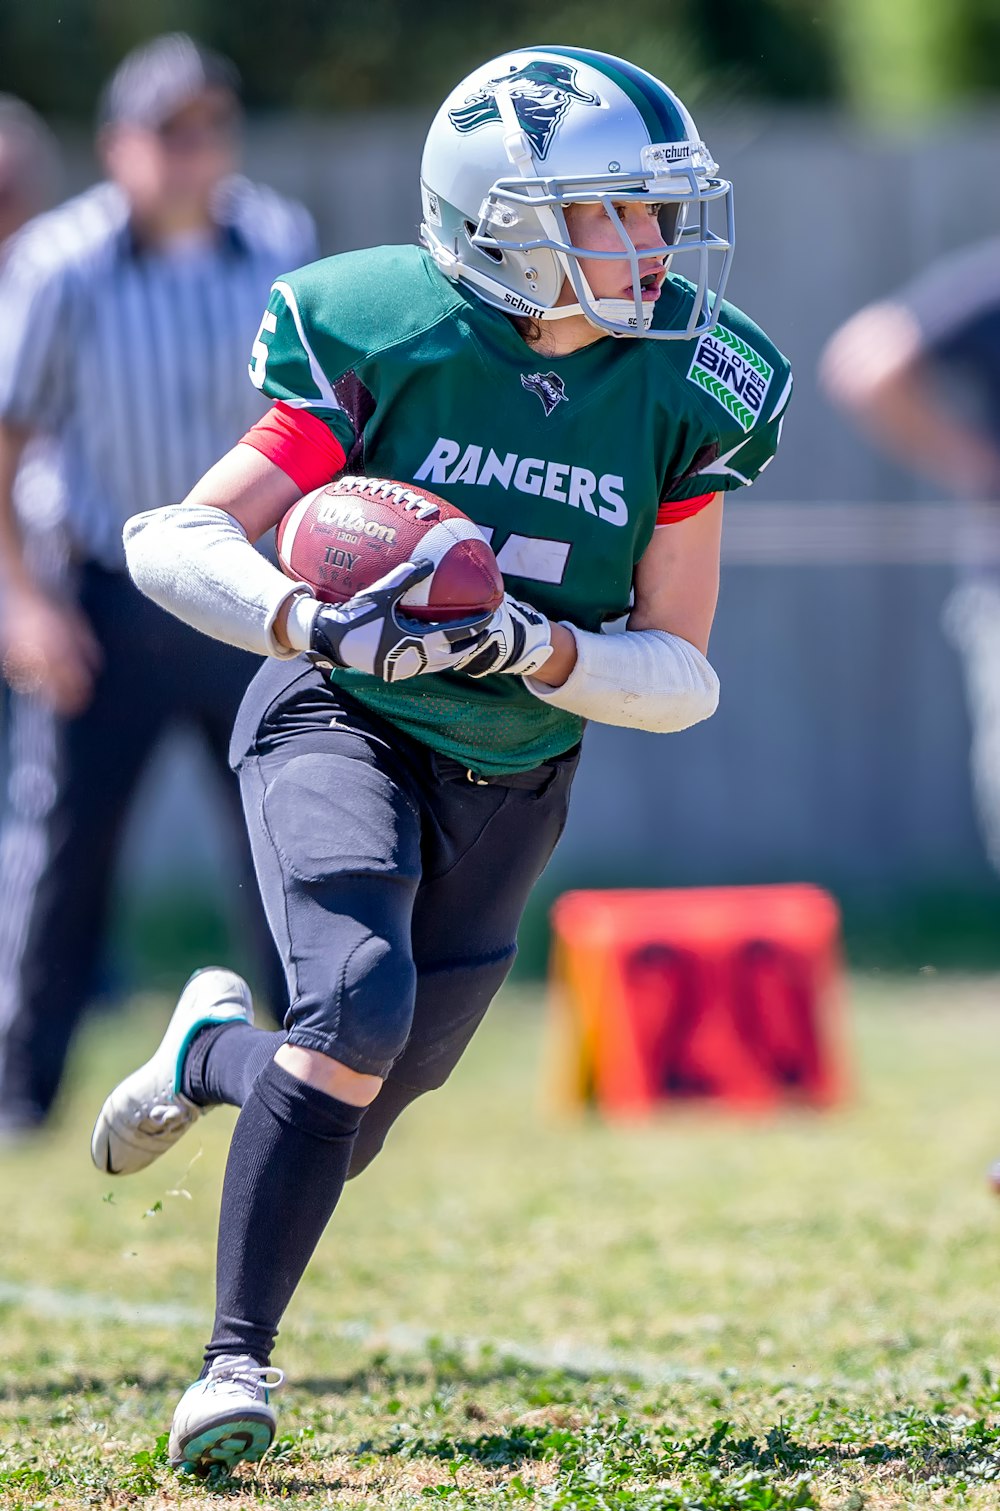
left=560, top=199, right=669, bottom=307
left=102, top=87, right=240, bottom=224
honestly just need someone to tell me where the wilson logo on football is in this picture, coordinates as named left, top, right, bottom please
left=315, top=499, right=398, bottom=543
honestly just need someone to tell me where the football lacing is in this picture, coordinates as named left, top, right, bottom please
left=338, top=476, right=441, bottom=520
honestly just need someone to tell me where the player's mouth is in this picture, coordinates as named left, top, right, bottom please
left=626, top=270, right=665, bottom=302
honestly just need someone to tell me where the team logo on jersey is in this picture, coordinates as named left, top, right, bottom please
left=448, top=61, right=601, bottom=161
left=686, top=324, right=773, bottom=433
left=521, top=371, right=568, bottom=416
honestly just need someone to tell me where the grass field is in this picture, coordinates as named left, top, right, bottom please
left=5, top=975, right=1000, bottom=1508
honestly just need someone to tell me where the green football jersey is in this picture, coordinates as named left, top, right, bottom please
left=249, top=245, right=791, bottom=774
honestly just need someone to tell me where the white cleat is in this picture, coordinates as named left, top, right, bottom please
left=90, top=967, right=254, bottom=1176
left=168, top=1353, right=284, bottom=1475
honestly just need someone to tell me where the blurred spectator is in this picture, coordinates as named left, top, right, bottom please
left=820, top=241, right=1000, bottom=866
left=0, top=34, right=317, bottom=1137
left=0, top=95, right=60, bottom=251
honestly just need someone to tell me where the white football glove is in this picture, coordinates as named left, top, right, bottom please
left=455, top=593, right=554, bottom=678
left=309, top=561, right=492, bottom=683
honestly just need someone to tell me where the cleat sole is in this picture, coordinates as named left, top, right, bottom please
left=171, top=1415, right=275, bottom=1475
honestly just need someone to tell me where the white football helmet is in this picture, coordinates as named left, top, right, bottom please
left=420, top=45, right=734, bottom=340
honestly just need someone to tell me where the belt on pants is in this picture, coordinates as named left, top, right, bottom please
left=432, top=747, right=579, bottom=793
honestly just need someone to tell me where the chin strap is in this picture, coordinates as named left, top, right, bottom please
left=542, top=296, right=655, bottom=331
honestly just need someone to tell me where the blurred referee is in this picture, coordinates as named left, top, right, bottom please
left=0, top=35, right=317, bottom=1136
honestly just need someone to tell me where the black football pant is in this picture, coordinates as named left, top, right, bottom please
left=0, top=562, right=285, bottom=1126
left=229, top=658, right=579, bottom=1152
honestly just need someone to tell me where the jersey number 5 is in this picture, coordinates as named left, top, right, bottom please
left=249, top=310, right=278, bottom=389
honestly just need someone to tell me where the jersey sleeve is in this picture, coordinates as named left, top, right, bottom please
left=662, top=318, right=793, bottom=501
left=247, top=268, right=358, bottom=458
left=656, top=492, right=716, bottom=525
left=239, top=402, right=346, bottom=492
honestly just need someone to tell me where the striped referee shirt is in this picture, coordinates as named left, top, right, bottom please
left=0, top=176, right=317, bottom=568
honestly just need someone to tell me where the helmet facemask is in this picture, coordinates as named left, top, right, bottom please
left=461, top=172, right=733, bottom=339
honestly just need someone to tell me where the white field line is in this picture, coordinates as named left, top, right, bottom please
left=0, top=1278, right=763, bottom=1388
left=4, top=1279, right=965, bottom=1395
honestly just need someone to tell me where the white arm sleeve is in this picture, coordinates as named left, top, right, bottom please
left=524, top=623, right=719, bottom=733
left=123, top=504, right=320, bottom=659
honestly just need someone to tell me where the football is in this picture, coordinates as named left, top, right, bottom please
left=276, top=475, right=504, bottom=622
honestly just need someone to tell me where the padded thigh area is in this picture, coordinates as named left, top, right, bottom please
left=241, top=743, right=422, bottom=1077
left=261, top=749, right=421, bottom=883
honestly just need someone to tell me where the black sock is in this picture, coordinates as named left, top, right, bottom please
left=182, top=1023, right=285, bottom=1108
left=205, top=1057, right=365, bottom=1366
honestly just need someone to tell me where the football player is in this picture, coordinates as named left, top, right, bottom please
left=91, top=46, right=792, bottom=1473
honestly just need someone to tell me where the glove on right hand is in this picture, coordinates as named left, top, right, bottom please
left=309, top=561, right=492, bottom=683
left=454, top=593, right=554, bottom=678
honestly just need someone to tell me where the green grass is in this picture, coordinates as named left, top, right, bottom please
left=5, top=976, right=1000, bottom=1507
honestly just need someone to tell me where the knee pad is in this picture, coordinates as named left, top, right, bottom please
left=336, top=929, right=418, bottom=1070
left=286, top=921, right=418, bottom=1077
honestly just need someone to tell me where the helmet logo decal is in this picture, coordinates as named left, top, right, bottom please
left=521, top=370, right=568, bottom=416
left=449, top=61, right=601, bottom=161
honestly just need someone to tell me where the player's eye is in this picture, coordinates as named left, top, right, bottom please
left=607, top=201, right=659, bottom=223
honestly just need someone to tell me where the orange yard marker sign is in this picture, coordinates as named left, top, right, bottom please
left=547, top=885, right=848, bottom=1117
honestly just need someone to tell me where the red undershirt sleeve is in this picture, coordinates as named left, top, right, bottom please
left=655, top=492, right=716, bottom=526
left=239, top=402, right=347, bottom=494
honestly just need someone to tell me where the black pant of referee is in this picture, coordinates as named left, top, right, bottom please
left=0, top=562, right=286, bottom=1132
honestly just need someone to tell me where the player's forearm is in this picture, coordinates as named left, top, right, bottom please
left=524, top=623, right=719, bottom=732
left=529, top=620, right=577, bottom=686
left=124, top=502, right=309, bottom=658
left=271, top=592, right=298, bottom=651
